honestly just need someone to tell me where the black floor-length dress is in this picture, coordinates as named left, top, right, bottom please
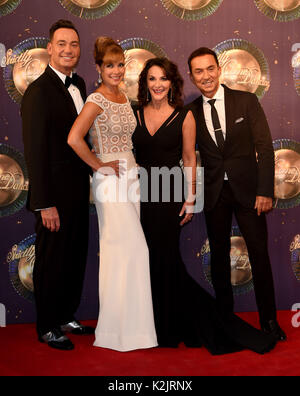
left=132, top=106, right=277, bottom=355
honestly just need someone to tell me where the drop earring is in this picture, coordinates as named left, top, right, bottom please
left=168, top=87, right=174, bottom=103
left=98, top=72, right=102, bottom=85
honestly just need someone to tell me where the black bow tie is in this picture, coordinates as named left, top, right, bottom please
left=65, top=73, right=79, bottom=89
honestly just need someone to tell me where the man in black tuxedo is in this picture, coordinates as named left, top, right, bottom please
left=187, top=47, right=286, bottom=341
left=21, top=20, right=94, bottom=351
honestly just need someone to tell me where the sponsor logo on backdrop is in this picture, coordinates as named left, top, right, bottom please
left=273, top=139, right=300, bottom=209
left=58, top=0, right=121, bottom=19
left=0, top=42, right=6, bottom=67
left=292, top=43, right=300, bottom=96
left=3, top=37, right=49, bottom=104
left=0, top=144, right=29, bottom=217
left=0, top=0, right=22, bottom=17
left=0, top=303, right=6, bottom=327
left=214, top=39, right=270, bottom=99
left=119, top=38, right=167, bottom=103
left=161, top=0, right=223, bottom=20
left=201, top=226, right=254, bottom=296
left=7, top=234, right=36, bottom=302
left=292, top=44, right=300, bottom=68
left=254, top=0, right=300, bottom=22
left=291, top=303, right=300, bottom=328
left=290, top=235, right=300, bottom=282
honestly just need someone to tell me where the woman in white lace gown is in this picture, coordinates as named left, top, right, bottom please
left=68, top=37, right=158, bottom=352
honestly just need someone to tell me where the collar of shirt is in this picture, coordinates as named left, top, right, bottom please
left=202, top=84, right=225, bottom=105
left=49, top=64, right=83, bottom=115
left=202, top=84, right=228, bottom=180
left=49, top=64, right=73, bottom=85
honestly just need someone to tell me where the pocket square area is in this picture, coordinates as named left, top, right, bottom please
left=235, top=117, right=244, bottom=124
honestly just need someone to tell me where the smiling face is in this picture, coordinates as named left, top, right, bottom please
left=147, top=65, right=172, bottom=103
left=47, top=28, right=80, bottom=76
left=190, top=54, right=222, bottom=98
left=98, top=52, right=125, bottom=88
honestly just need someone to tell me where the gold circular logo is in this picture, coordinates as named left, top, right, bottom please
left=161, top=0, right=223, bottom=20
left=292, top=50, right=300, bottom=69
left=230, top=237, right=253, bottom=287
left=120, top=38, right=167, bottom=103
left=273, top=139, right=300, bottom=209
left=293, top=52, right=300, bottom=96
left=71, top=0, right=110, bottom=7
left=0, top=0, right=22, bottom=17
left=0, top=144, right=28, bottom=217
left=265, top=0, right=299, bottom=11
left=172, top=0, right=211, bottom=9
left=275, top=150, right=300, bottom=200
left=58, top=0, right=121, bottom=19
left=0, top=154, right=25, bottom=207
left=214, top=39, right=270, bottom=99
left=3, top=37, right=49, bottom=104
left=18, top=256, right=34, bottom=292
left=294, top=67, right=300, bottom=96
left=290, top=235, right=300, bottom=282
left=7, top=235, right=35, bottom=302
left=201, top=227, right=253, bottom=295
left=254, top=0, right=300, bottom=21
left=12, top=48, right=49, bottom=96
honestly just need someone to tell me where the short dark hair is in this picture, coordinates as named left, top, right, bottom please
left=49, top=20, right=80, bottom=42
left=138, top=58, right=184, bottom=108
left=188, top=47, right=219, bottom=73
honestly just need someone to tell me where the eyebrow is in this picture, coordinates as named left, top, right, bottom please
left=194, top=65, right=216, bottom=71
left=57, top=40, right=79, bottom=44
left=148, top=74, right=167, bottom=78
left=103, top=60, right=125, bottom=65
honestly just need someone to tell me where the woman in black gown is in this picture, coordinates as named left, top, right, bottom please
left=132, top=58, right=277, bottom=355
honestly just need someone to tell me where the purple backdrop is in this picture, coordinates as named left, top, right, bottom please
left=0, top=0, right=300, bottom=324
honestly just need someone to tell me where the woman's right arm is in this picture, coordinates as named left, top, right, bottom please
left=68, top=102, right=124, bottom=177
left=68, top=102, right=103, bottom=171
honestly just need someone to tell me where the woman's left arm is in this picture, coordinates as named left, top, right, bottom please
left=179, top=110, right=197, bottom=226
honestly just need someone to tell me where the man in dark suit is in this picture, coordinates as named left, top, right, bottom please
left=21, top=20, right=93, bottom=351
left=187, top=47, right=286, bottom=341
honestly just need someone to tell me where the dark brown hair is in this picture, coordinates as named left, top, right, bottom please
left=94, top=37, right=124, bottom=67
left=138, top=58, right=184, bottom=108
left=188, top=47, right=219, bottom=73
left=49, top=20, right=80, bottom=42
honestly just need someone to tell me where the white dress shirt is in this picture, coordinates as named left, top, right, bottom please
left=49, top=64, right=84, bottom=115
left=202, top=84, right=226, bottom=144
left=202, top=84, right=228, bottom=180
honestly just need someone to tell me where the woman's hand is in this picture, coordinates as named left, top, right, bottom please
left=179, top=201, right=195, bottom=226
left=181, top=110, right=197, bottom=227
left=97, top=160, right=126, bottom=178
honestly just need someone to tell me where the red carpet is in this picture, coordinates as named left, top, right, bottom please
left=0, top=311, right=299, bottom=376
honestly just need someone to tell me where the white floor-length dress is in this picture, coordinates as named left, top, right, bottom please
left=86, top=92, right=158, bottom=352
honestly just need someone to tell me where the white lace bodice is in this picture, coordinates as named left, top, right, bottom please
left=86, top=92, right=137, bottom=156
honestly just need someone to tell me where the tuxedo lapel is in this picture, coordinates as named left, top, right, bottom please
left=223, top=85, right=236, bottom=141
left=44, top=66, right=78, bottom=119
left=78, top=79, right=87, bottom=103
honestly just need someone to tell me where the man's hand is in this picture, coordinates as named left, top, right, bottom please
left=41, top=207, right=60, bottom=232
left=254, top=196, right=273, bottom=216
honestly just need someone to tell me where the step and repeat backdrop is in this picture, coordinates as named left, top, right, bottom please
left=0, top=0, right=300, bottom=324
